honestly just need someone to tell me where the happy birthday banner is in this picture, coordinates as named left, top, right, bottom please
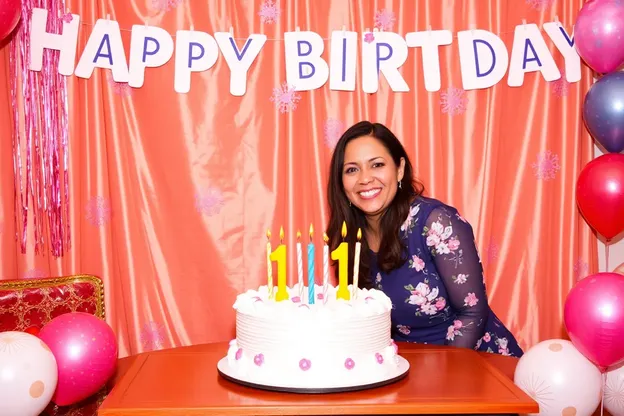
left=28, top=7, right=581, bottom=95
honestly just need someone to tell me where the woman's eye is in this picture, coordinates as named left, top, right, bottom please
left=373, top=162, right=385, bottom=168
left=345, top=167, right=357, bottom=174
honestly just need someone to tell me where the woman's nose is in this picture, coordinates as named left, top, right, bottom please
left=358, top=169, right=373, bottom=184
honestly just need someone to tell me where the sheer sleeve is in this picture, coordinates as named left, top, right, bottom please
left=424, top=206, right=488, bottom=349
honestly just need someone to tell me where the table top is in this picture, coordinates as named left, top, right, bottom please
left=99, top=342, right=538, bottom=415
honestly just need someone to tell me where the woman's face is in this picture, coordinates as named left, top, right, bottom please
left=342, top=135, right=405, bottom=220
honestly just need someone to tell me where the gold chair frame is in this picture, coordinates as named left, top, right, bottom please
left=0, top=274, right=106, bottom=320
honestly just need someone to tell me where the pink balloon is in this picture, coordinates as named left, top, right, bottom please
left=574, top=0, right=624, bottom=74
left=39, top=312, right=118, bottom=406
left=564, top=272, right=624, bottom=370
left=0, top=0, right=21, bottom=42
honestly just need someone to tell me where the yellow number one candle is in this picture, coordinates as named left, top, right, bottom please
left=332, top=221, right=350, bottom=301
left=266, top=229, right=273, bottom=299
left=271, top=226, right=289, bottom=301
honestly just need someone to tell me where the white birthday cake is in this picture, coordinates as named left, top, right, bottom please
left=219, top=283, right=408, bottom=391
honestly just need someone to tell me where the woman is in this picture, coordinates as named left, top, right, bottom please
left=326, top=121, right=523, bottom=357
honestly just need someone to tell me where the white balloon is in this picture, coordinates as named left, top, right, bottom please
left=514, top=339, right=602, bottom=416
left=0, top=331, right=58, bottom=416
left=605, top=362, right=624, bottom=416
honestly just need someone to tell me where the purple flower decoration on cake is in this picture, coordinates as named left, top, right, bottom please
left=299, top=358, right=311, bottom=371
left=291, top=296, right=301, bottom=303
left=375, top=352, right=384, bottom=364
left=254, top=353, right=264, bottom=366
left=364, top=32, right=375, bottom=43
left=317, top=293, right=324, bottom=300
left=344, top=358, right=355, bottom=370
left=61, top=12, right=73, bottom=23
left=235, top=348, right=243, bottom=360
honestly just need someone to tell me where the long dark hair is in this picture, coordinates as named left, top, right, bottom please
left=326, top=121, right=424, bottom=289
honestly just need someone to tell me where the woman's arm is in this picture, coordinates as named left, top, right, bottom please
left=424, top=206, right=489, bottom=349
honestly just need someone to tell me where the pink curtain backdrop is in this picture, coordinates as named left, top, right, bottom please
left=0, top=0, right=597, bottom=357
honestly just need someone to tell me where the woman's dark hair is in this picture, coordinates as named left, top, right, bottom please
left=326, top=121, right=424, bottom=289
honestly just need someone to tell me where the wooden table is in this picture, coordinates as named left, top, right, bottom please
left=99, top=342, right=537, bottom=415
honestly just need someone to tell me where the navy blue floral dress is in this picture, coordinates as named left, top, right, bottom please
left=371, top=196, right=523, bottom=357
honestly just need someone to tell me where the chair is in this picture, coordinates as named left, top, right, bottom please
left=0, top=274, right=112, bottom=416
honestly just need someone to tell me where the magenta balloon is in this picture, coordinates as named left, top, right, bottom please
left=564, top=272, right=624, bottom=370
left=574, top=0, right=624, bottom=74
left=39, top=312, right=118, bottom=406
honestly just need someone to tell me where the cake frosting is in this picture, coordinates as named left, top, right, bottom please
left=224, top=283, right=402, bottom=389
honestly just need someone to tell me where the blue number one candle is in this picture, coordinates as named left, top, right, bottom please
left=307, top=224, right=315, bottom=304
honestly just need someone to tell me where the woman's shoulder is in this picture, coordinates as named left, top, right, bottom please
left=411, top=195, right=458, bottom=216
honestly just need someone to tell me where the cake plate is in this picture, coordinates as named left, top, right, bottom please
left=217, top=356, right=410, bottom=394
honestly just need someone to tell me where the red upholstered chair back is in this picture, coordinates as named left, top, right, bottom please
left=0, top=274, right=105, bottom=334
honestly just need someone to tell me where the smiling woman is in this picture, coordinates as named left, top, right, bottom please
left=326, top=121, right=524, bottom=357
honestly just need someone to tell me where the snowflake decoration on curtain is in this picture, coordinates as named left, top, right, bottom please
left=525, top=0, right=555, bottom=10
left=258, top=0, right=280, bottom=24
left=532, top=150, right=561, bottom=181
left=374, top=9, right=396, bottom=31
left=140, top=321, right=165, bottom=351
left=85, top=196, right=112, bottom=226
left=270, top=82, right=301, bottom=113
left=550, top=70, right=570, bottom=97
left=23, top=268, right=49, bottom=279
left=151, top=0, right=183, bottom=12
left=107, top=74, right=133, bottom=97
left=195, top=187, right=225, bottom=216
left=440, top=86, right=468, bottom=116
left=485, top=240, right=499, bottom=263
left=573, top=258, right=589, bottom=281
left=324, top=119, right=344, bottom=149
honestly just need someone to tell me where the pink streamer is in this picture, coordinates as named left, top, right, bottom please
left=9, top=0, right=71, bottom=257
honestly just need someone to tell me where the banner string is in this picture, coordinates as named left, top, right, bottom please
left=55, top=12, right=572, bottom=41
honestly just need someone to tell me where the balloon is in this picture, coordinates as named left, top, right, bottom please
left=24, top=325, right=40, bottom=336
left=604, top=362, right=624, bottom=416
left=576, top=153, right=624, bottom=240
left=564, top=272, right=624, bottom=370
left=39, top=312, right=118, bottom=406
left=583, top=71, right=624, bottom=153
left=0, top=0, right=21, bottom=42
left=514, top=339, right=602, bottom=416
left=0, top=331, right=58, bottom=416
left=574, top=0, right=624, bottom=74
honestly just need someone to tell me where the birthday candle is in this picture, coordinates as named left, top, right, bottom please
left=323, top=232, right=329, bottom=303
left=352, top=228, right=362, bottom=299
left=332, top=221, right=350, bottom=301
left=266, top=229, right=273, bottom=298
left=296, top=230, right=304, bottom=298
left=307, top=224, right=315, bottom=304
left=271, top=226, right=289, bottom=301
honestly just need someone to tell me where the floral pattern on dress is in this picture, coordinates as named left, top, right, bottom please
left=375, top=272, right=383, bottom=290
left=404, top=280, right=447, bottom=316
left=371, top=197, right=524, bottom=358
left=400, top=204, right=421, bottom=236
left=474, top=331, right=511, bottom=356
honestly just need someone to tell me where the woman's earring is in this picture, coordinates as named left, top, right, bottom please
left=349, top=201, right=352, bottom=207
left=398, top=180, right=402, bottom=190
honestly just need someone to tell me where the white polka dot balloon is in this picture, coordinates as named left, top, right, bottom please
left=514, top=339, right=602, bottom=416
left=0, top=331, right=58, bottom=416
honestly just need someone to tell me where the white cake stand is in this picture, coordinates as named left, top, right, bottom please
left=217, top=356, right=410, bottom=394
